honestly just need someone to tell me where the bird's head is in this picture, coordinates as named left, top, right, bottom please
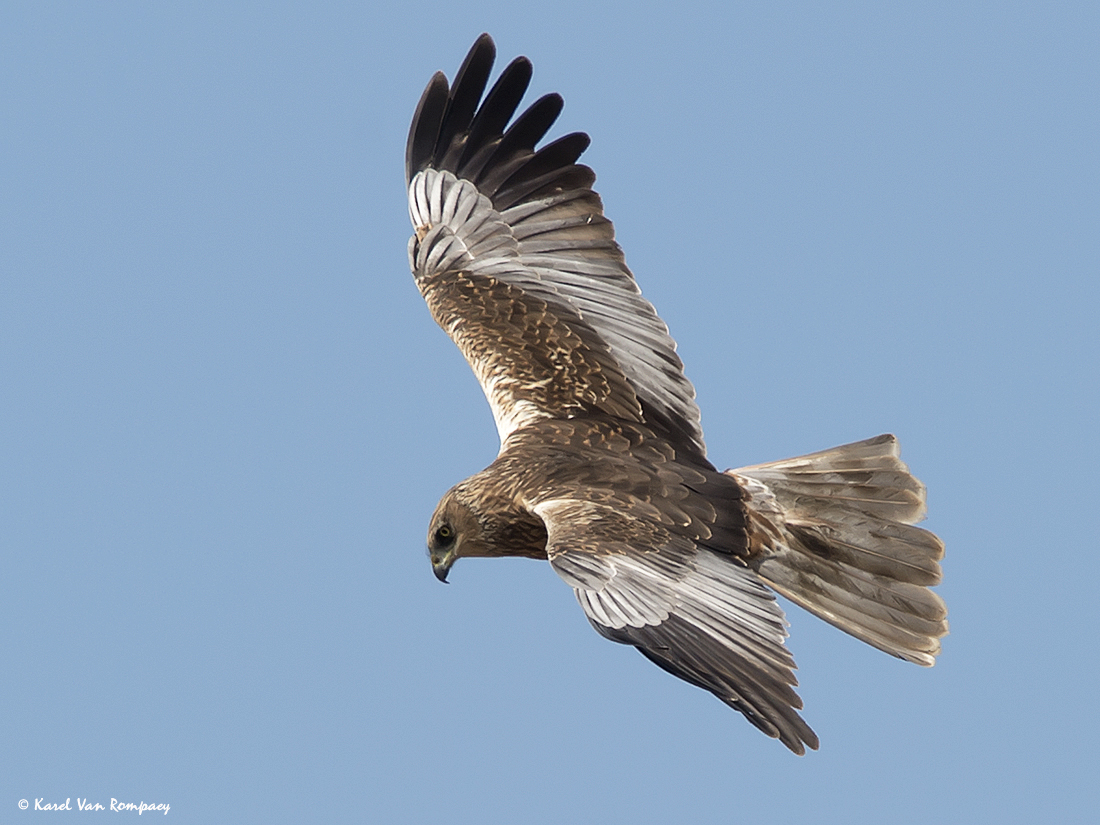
left=426, top=487, right=489, bottom=583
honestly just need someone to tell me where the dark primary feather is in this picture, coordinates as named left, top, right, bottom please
left=493, top=132, right=592, bottom=211
left=457, top=56, right=533, bottom=176
left=433, top=34, right=496, bottom=173
left=405, top=72, right=449, bottom=184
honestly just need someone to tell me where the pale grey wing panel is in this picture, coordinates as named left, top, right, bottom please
left=405, top=34, right=706, bottom=458
left=535, top=498, right=819, bottom=755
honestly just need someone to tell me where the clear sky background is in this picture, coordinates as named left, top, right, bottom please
left=2, top=2, right=1097, bottom=822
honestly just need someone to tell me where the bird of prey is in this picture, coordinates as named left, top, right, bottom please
left=404, top=34, right=947, bottom=754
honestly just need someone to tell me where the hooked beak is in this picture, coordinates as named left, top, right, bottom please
left=430, top=550, right=455, bottom=583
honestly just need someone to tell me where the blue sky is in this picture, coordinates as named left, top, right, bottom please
left=2, top=2, right=1097, bottom=822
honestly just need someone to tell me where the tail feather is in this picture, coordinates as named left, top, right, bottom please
left=730, top=434, right=948, bottom=667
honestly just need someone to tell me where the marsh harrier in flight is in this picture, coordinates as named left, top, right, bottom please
left=404, top=35, right=946, bottom=754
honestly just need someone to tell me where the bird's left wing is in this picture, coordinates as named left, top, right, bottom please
left=406, top=34, right=705, bottom=456
left=533, top=497, right=819, bottom=754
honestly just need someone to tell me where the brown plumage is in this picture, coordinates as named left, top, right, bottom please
left=407, top=34, right=947, bottom=754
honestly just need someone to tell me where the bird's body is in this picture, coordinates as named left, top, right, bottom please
left=405, top=35, right=947, bottom=754
left=435, top=415, right=748, bottom=566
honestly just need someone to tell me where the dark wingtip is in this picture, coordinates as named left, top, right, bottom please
left=432, top=34, right=498, bottom=173
left=405, top=71, right=450, bottom=183
left=406, top=35, right=503, bottom=184
left=406, top=35, right=595, bottom=210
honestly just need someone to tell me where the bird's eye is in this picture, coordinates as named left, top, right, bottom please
left=434, top=524, right=455, bottom=545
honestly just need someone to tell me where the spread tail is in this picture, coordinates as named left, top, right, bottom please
left=730, top=434, right=948, bottom=666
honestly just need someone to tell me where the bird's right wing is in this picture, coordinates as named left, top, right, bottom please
left=533, top=497, right=819, bottom=754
